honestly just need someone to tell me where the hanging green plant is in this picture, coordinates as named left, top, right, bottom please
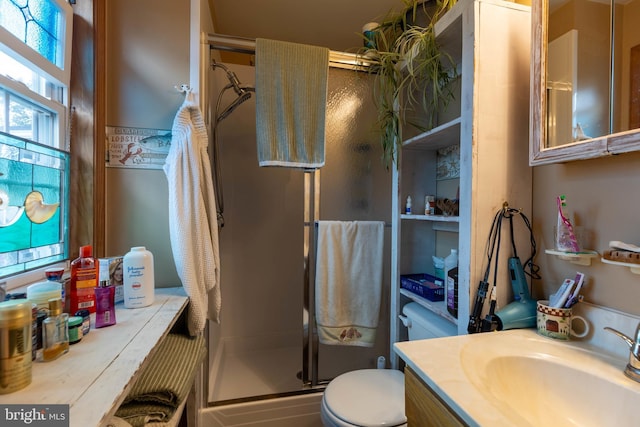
left=361, top=0, right=458, bottom=169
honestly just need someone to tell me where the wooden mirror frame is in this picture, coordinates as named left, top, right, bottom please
left=530, top=0, right=640, bottom=166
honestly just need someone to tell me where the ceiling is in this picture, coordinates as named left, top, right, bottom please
left=209, top=0, right=407, bottom=56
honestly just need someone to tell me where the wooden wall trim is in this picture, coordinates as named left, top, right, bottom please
left=94, top=0, right=106, bottom=257
left=69, top=0, right=106, bottom=258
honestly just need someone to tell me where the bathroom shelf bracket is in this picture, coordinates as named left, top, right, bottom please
left=545, top=249, right=599, bottom=266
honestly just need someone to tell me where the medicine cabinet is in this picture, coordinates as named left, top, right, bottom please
left=530, top=0, right=640, bottom=165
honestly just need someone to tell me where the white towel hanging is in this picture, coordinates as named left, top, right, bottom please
left=164, top=91, right=221, bottom=335
left=314, top=221, right=384, bottom=347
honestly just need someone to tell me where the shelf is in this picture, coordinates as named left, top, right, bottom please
left=401, top=214, right=459, bottom=232
left=403, top=117, right=461, bottom=150
left=601, top=258, right=640, bottom=274
left=400, top=288, right=457, bottom=325
left=390, top=0, right=533, bottom=346
left=545, top=249, right=599, bottom=266
left=401, top=214, right=459, bottom=222
left=3, top=287, right=189, bottom=427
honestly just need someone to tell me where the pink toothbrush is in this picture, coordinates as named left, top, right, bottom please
left=557, top=195, right=580, bottom=252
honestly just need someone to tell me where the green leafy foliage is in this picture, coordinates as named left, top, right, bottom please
left=361, top=0, right=458, bottom=169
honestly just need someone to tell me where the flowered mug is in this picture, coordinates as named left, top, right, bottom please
left=536, top=300, right=590, bottom=340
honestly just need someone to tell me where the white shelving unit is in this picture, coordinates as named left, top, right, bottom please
left=390, top=0, right=532, bottom=365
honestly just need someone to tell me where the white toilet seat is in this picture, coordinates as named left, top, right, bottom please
left=320, top=369, right=407, bottom=427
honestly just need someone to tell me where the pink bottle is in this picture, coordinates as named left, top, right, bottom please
left=94, top=279, right=116, bottom=328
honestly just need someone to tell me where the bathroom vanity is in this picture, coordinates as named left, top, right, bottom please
left=3, top=287, right=190, bottom=427
left=404, top=366, right=465, bottom=427
left=394, top=303, right=640, bottom=426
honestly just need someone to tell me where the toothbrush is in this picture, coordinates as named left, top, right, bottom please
left=549, top=278, right=575, bottom=308
left=557, top=195, right=580, bottom=252
left=564, top=272, right=585, bottom=308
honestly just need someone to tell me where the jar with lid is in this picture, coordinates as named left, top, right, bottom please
left=27, top=268, right=64, bottom=312
left=75, top=309, right=90, bottom=336
left=68, top=316, right=83, bottom=344
left=0, top=299, right=32, bottom=394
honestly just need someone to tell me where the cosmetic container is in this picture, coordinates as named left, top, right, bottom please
left=405, top=196, right=412, bottom=214
left=0, top=299, right=32, bottom=394
left=42, top=298, right=69, bottom=362
left=68, top=316, right=83, bottom=344
left=69, top=245, right=98, bottom=314
left=95, top=280, right=116, bottom=328
left=123, top=247, right=155, bottom=309
left=75, top=309, right=91, bottom=336
left=27, top=268, right=64, bottom=311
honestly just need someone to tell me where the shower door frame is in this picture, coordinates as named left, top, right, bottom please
left=302, top=169, right=322, bottom=388
left=203, top=39, right=382, bottom=404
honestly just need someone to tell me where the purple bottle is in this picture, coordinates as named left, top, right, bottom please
left=94, top=280, right=116, bottom=328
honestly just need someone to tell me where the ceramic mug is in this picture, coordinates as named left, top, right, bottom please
left=536, top=300, right=590, bottom=340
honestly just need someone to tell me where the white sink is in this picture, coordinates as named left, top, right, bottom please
left=395, top=329, right=640, bottom=426
left=460, top=333, right=640, bottom=426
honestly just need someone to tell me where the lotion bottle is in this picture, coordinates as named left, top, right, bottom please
left=69, top=245, right=98, bottom=314
left=123, top=247, right=155, bottom=309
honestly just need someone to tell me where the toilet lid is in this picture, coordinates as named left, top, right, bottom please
left=324, top=369, right=406, bottom=427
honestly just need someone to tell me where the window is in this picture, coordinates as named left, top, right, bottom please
left=0, top=0, right=72, bottom=289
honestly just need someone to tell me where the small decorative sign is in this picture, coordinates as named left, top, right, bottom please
left=105, top=126, right=171, bottom=169
left=436, top=144, right=460, bottom=180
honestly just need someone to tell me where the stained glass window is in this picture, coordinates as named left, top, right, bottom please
left=0, top=0, right=64, bottom=67
left=0, top=132, right=68, bottom=277
left=0, top=0, right=71, bottom=287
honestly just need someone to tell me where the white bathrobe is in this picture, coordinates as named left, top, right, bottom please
left=164, top=92, right=221, bottom=335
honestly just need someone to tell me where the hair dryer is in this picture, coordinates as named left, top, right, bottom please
left=482, top=257, right=537, bottom=331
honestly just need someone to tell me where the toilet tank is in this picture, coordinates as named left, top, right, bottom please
left=402, top=302, right=457, bottom=340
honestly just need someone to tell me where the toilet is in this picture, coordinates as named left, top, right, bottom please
left=320, top=302, right=457, bottom=427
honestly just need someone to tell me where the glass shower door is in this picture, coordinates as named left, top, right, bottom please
left=305, top=68, right=392, bottom=385
left=208, top=63, right=390, bottom=404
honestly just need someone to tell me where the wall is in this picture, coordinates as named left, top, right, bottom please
left=101, top=0, right=640, bottom=321
left=104, top=0, right=190, bottom=286
left=619, top=0, right=640, bottom=131
left=532, top=150, right=640, bottom=317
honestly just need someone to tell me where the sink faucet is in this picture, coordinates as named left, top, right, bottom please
left=605, top=323, right=640, bottom=382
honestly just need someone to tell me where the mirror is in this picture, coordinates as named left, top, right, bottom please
left=531, top=0, right=640, bottom=165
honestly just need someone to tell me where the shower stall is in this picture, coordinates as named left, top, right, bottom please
left=205, top=47, right=392, bottom=409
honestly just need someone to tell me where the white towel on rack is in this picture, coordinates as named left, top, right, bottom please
left=164, top=91, right=221, bottom=336
left=314, top=221, right=384, bottom=347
